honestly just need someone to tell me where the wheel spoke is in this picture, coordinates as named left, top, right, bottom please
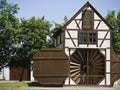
left=70, top=49, right=105, bottom=85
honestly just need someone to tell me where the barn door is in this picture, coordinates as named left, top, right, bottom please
left=70, top=49, right=105, bottom=85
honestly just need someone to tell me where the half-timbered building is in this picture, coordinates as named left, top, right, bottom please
left=53, top=2, right=119, bottom=86
left=1, top=1, right=120, bottom=86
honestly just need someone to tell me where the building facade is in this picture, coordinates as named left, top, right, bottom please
left=53, top=2, right=113, bottom=86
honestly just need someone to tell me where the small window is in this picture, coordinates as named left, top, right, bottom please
left=55, top=39, right=56, bottom=47
left=56, top=37, right=58, bottom=46
left=55, top=33, right=63, bottom=46
left=88, top=33, right=96, bottom=43
left=79, top=32, right=97, bottom=44
left=55, top=36, right=60, bottom=46
left=58, top=36, right=60, bottom=45
left=79, top=33, right=87, bottom=43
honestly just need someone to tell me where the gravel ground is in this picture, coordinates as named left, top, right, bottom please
left=0, top=81, right=118, bottom=90
left=21, top=86, right=115, bottom=90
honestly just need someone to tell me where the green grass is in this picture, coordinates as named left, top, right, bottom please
left=0, top=81, right=28, bottom=90
left=0, top=81, right=117, bottom=90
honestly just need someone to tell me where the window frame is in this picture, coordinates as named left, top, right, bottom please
left=78, top=31, right=97, bottom=44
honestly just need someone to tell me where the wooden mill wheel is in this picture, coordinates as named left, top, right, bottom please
left=70, top=49, right=105, bottom=85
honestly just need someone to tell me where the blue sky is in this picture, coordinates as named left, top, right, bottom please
left=8, top=0, right=120, bottom=24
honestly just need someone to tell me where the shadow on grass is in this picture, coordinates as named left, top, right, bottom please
left=28, top=82, right=63, bottom=87
left=28, top=82, right=41, bottom=87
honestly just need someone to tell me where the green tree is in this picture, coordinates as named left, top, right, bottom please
left=63, top=16, right=68, bottom=24
left=106, top=10, right=120, bottom=54
left=0, top=0, right=19, bottom=71
left=9, top=16, right=52, bottom=81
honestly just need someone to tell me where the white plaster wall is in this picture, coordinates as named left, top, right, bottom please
left=106, top=48, right=111, bottom=85
left=75, top=20, right=82, bottom=29
left=94, top=13, right=100, bottom=19
left=31, top=70, right=34, bottom=81
left=98, top=21, right=109, bottom=30
left=65, top=39, right=76, bottom=47
left=106, top=32, right=110, bottom=39
left=106, top=74, right=110, bottom=85
left=66, top=12, right=82, bottom=30
left=94, top=21, right=100, bottom=29
left=65, top=77, right=76, bottom=85
left=75, top=13, right=82, bottom=19
left=4, top=67, right=9, bottom=80
left=98, top=32, right=107, bottom=39
left=66, top=21, right=78, bottom=29
left=106, top=49, right=110, bottom=60
left=106, top=61, right=110, bottom=73
left=88, top=45, right=97, bottom=48
left=64, top=47, right=76, bottom=56
left=98, top=31, right=110, bottom=39
left=94, top=13, right=101, bottom=30
left=98, top=40, right=110, bottom=48
left=79, top=44, right=87, bottom=47
left=65, top=30, right=78, bottom=38
left=65, top=31, right=69, bottom=38
left=65, top=30, right=78, bottom=48
left=99, top=79, right=105, bottom=85
left=65, top=31, right=78, bottom=38
left=0, top=69, right=3, bottom=79
left=65, top=48, right=69, bottom=56
left=73, top=39, right=77, bottom=46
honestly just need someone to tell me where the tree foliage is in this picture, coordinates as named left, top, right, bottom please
left=0, top=0, right=68, bottom=81
left=9, top=16, right=52, bottom=81
left=10, top=16, right=52, bottom=67
left=0, top=0, right=52, bottom=81
left=0, top=0, right=19, bottom=70
left=106, top=10, right=120, bottom=53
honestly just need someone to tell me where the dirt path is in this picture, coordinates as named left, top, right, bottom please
left=21, top=86, right=115, bottom=90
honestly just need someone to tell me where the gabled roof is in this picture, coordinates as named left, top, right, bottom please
left=53, top=1, right=113, bottom=37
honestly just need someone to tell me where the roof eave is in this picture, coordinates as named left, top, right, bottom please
left=53, top=26, right=64, bottom=37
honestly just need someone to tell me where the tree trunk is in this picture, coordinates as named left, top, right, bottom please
left=19, top=67, right=25, bottom=82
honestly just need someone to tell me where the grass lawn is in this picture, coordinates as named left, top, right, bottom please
left=0, top=81, right=29, bottom=90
